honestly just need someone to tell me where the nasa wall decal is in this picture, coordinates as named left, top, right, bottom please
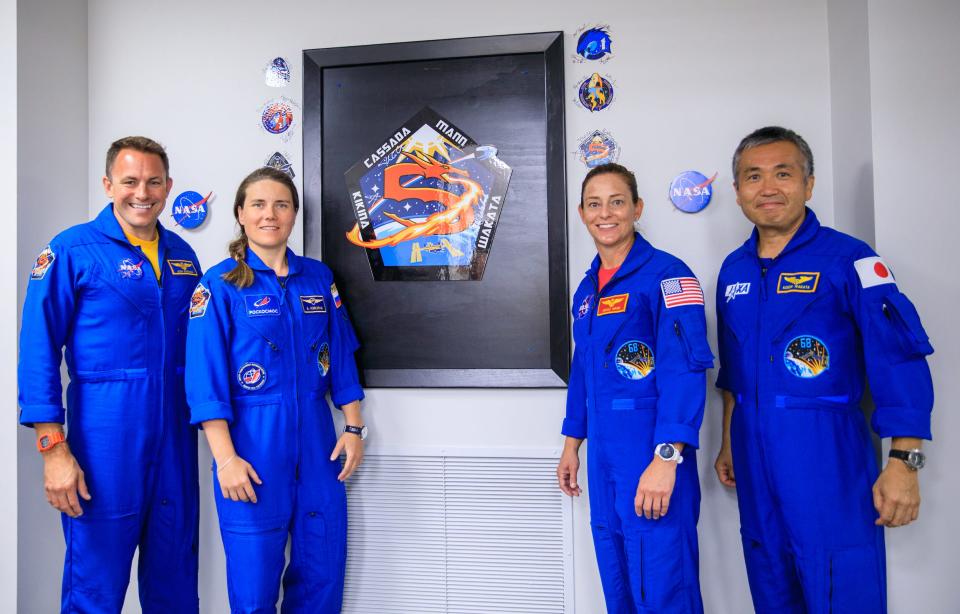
left=265, top=151, right=295, bottom=178
left=259, top=97, right=299, bottom=140
left=343, top=106, right=513, bottom=282
left=668, top=171, right=717, bottom=213
left=573, top=24, right=613, bottom=63
left=264, top=56, right=291, bottom=88
left=575, top=73, right=615, bottom=112
left=171, top=190, right=213, bottom=229
left=575, top=129, right=621, bottom=169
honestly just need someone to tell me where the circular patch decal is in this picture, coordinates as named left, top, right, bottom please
left=170, top=190, right=211, bottom=229
left=669, top=171, right=717, bottom=214
left=237, top=362, right=267, bottom=390
left=784, top=336, right=830, bottom=378
left=317, top=342, right=330, bottom=377
left=615, top=341, right=655, bottom=380
left=261, top=99, right=294, bottom=135
left=576, top=26, right=613, bottom=62
left=577, top=73, right=614, bottom=112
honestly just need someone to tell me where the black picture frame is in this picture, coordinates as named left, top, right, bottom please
left=303, top=32, right=569, bottom=388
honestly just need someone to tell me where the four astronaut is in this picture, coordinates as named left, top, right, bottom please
left=18, top=127, right=934, bottom=613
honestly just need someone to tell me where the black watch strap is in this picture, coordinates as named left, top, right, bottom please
left=888, top=448, right=925, bottom=470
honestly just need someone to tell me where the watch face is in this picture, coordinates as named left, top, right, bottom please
left=39, top=436, right=49, bottom=448
left=658, top=444, right=675, bottom=460
left=909, top=451, right=926, bottom=469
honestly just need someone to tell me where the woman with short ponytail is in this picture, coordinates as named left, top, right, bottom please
left=185, top=166, right=366, bottom=612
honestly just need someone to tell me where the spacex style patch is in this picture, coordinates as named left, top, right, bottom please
left=31, top=246, right=55, bottom=280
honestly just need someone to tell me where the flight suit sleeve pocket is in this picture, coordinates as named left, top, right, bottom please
left=674, top=314, right=715, bottom=371
left=878, top=292, right=933, bottom=359
left=611, top=397, right=657, bottom=411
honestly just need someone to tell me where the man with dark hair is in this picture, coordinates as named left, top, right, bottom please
left=18, top=136, right=201, bottom=613
left=714, top=126, right=934, bottom=613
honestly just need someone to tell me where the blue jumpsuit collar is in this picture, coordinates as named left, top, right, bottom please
left=244, top=246, right=303, bottom=276
left=587, top=232, right=656, bottom=287
left=745, top=206, right=821, bottom=264
left=94, top=202, right=173, bottom=249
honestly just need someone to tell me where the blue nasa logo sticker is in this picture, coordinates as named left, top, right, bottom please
left=576, top=73, right=615, bottom=112
left=245, top=294, right=281, bottom=317
left=264, top=56, right=290, bottom=88
left=118, top=258, right=144, bottom=280
left=574, top=25, right=613, bottom=62
left=669, top=171, right=717, bottom=213
left=616, top=340, right=655, bottom=380
left=317, top=342, right=330, bottom=377
left=237, top=362, right=267, bottom=391
left=576, top=129, right=620, bottom=169
left=784, top=335, right=830, bottom=379
left=171, top=191, right=212, bottom=229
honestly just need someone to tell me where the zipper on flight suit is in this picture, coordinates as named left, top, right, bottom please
left=275, top=274, right=303, bottom=482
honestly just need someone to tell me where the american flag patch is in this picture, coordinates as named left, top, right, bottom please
left=661, top=277, right=704, bottom=308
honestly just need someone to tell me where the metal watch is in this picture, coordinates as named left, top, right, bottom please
left=654, top=443, right=683, bottom=464
left=889, top=448, right=925, bottom=471
left=344, top=424, right=368, bottom=441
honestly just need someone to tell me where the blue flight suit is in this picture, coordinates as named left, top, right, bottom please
left=715, top=208, right=934, bottom=614
left=563, top=234, right=714, bottom=614
left=185, top=248, right=363, bottom=614
left=18, top=204, right=201, bottom=613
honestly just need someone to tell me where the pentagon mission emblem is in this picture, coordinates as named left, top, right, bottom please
left=343, top=106, right=513, bottom=281
left=31, top=245, right=55, bottom=280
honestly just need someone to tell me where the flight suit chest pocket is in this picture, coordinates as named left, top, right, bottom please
left=875, top=291, right=934, bottom=360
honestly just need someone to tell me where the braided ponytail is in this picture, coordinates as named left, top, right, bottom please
left=222, top=230, right=254, bottom=288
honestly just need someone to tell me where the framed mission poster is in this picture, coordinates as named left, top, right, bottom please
left=303, top=32, right=569, bottom=388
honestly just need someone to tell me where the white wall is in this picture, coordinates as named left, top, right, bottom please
left=34, top=0, right=960, bottom=612
left=867, top=0, right=960, bottom=610
left=2, top=0, right=19, bottom=610
left=16, top=1, right=90, bottom=612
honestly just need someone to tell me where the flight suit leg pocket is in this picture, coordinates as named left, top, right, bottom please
left=827, top=543, right=885, bottom=614
left=637, top=526, right=689, bottom=613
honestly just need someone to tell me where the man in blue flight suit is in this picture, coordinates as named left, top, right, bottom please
left=18, top=136, right=201, bottom=613
left=557, top=164, right=714, bottom=613
left=713, top=126, right=934, bottom=613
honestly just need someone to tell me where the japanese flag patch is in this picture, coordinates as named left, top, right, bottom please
left=854, top=256, right=896, bottom=289
left=31, top=246, right=55, bottom=280
left=190, top=282, right=211, bottom=319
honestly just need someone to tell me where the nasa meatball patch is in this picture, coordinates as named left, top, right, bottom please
left=31, top=246, right=55, bottom=280
left=854, top=257, right=896, bottom=289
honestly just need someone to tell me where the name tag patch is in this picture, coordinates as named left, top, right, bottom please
left=777, top=272, right=820, bottom=294
left=300, top=295, right=327, bottom=314
left=168, top=259, right=198, bottom=276
left=597, top=293, right=629, bottom=316
left=245, top=294, right=281, bottom=317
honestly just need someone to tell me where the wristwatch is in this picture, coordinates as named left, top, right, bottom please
left=654, top=443, right=683, bottom=464
left=37, top=431, right=66, bottom=453
left=889, top=448, right=925, bottom=471
left=344, top=424, right=368, bottom=441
